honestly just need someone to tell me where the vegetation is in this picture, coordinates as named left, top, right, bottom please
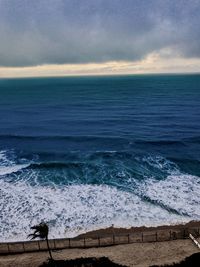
left=28, top=223, right=127, bottom=267
left=28, top=222, right=53, bottom=261
left=151, top=252, right=200, bottom=266
left=39, top=257, right=127, bottom=267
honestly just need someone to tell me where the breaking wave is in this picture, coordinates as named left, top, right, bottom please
left=0, top=180, right=189, bottom=242
left=0, top=150, right=200, bottom=242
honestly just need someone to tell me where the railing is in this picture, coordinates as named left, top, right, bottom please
left=0, top=227, right=199, bottom=255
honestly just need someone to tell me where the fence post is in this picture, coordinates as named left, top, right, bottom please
left=7, top=243, right=10, bottom=253
left=128, top=234, right=130, bottom=244
left=22, top=242, right=25, bottom=252
left=172, top=232, right=176, bottom=240
left=53, top=239, right=56, bottom=249
left=183, top=229, right=186, bottom=239
left=38, top=241, right=40, bottom=251
left=113, top=234, right=115, bottom=245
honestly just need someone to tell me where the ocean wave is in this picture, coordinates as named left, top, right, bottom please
left=1, top=151, right=200, bottom=242
left=0, top=150, right=13, bottom=165
left=0, top=134, right=200, bottom=145
left=0, top=164, right=30, bottom=176
left=139, top=173, right=200, bottom=218
left=134, top=156, right=200, bottom=217
left=141, top=155, right=180, bottom=175
left=0, top=151, right=196, bottom=188
left=0, top=180, right=189, bottom=242
left=0, top=134, right=127, bottom=142
left=135, top=140, right=187, bottom=146
left=0, top=150, right=30, bottom=176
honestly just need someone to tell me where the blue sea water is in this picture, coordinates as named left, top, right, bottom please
left=0, top=74, right=200, bottom=241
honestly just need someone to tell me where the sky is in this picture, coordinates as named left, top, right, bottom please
left=0, top=0, right=200, bottom=77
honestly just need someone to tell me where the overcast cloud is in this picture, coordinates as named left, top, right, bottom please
left=0, top=0, right=200, bottom=67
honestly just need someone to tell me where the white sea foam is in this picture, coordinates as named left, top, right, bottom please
left=141, top=155, right=180, bottom=174
left=140, top=174, right=200, bottom=217
left=0, top=164, right=30, bottom=176
left=0, top=150, right=12, bottom=165
left=138, top=156, right=200, bottom=217
left=0, top=150, right=29, bottom=176
left=0, top=179, right=190, bottom=242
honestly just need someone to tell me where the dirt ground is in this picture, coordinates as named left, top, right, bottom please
left=0, top=239, right=199, bottom=267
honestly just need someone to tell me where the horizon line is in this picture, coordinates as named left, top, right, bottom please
left=0, top=71, right=200, bottom=80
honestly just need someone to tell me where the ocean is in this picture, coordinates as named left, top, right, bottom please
left=0, top=74, right=200, bottom=241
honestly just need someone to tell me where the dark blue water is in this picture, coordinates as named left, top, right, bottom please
left=0, top=74, right=200, bottom=241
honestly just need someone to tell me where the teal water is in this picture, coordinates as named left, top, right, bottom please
left=0, top=74, right=200, bottom=241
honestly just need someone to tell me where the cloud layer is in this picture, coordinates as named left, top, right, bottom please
left=0, top=0, right=200, bottom=67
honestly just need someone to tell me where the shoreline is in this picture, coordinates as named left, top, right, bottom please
left=1, top=220, right=200, bottom=244
left=0, top=220, right=199, bottom=252
left=77, top=220, right=200, bottom=238
left=1, top=220, right=200, bottom=266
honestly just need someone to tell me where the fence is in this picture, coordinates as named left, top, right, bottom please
left=0, top=227, right=199, bottom=255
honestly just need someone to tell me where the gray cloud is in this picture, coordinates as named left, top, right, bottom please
left=0, top=0, right=200, bottom=67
